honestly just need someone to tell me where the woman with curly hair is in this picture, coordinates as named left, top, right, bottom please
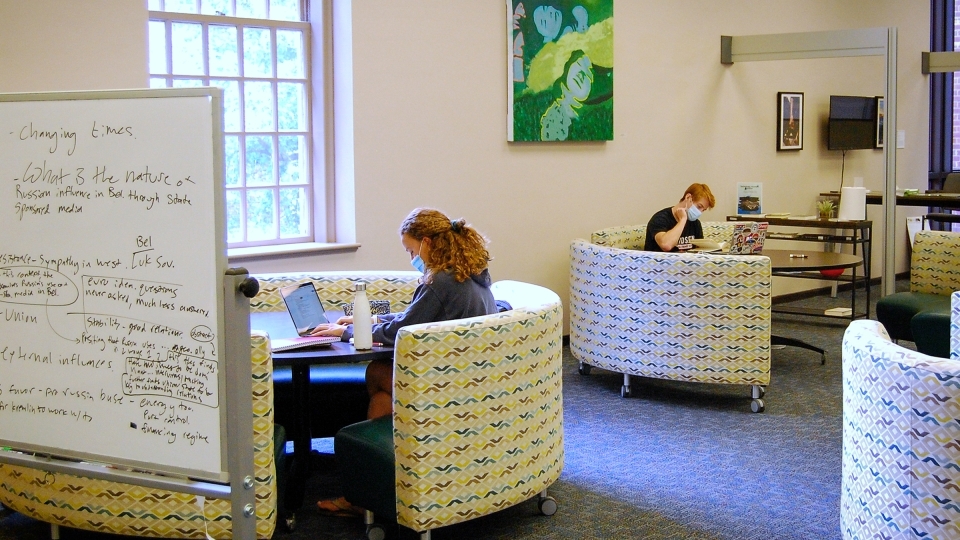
left=309, top=207, right=497, bottom=419
left=312, top=208, right=498, bottom=517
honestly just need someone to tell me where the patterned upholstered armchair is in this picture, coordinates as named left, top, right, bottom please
left=841, top=319, right=960, bottom=539
left=0, top=332, right=280, bottom=539
left=876, top=231, right=960, bottom=358
left=570, top=221, right=772, bottom=412
left=334, top=281, right=564, bottom=540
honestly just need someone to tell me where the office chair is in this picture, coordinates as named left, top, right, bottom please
left=922, top=173, right=960, bottom=231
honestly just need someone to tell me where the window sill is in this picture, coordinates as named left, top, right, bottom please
left=228, top=242, right=360, bottom=261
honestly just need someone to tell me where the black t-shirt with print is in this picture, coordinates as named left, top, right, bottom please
left=643, top=206, right=703, bottom=252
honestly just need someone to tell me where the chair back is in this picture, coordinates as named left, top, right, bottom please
left=590, top=221, right=737, bottom=250
left=953, top=291, right=960, bottom=361
left=942, top=172, right=960, bottom=193
left=391, top=281, right=564, bottom=532
left=841, top=319, right=960, bottom=539
left=250, top=271, right=422, bottom=313
left=909, top=230, right=960, bottom=295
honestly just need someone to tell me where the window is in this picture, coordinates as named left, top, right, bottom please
left=149, top=0, right=315, bottom=248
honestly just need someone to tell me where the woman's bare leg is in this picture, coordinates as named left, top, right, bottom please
left=365, top=359, right=393, bottom=419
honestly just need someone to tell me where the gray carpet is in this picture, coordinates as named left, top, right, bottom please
left=1, top=281, right=907, bottom=539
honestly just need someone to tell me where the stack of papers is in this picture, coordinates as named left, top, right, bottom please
left=824, top=307, right=852, bottom=317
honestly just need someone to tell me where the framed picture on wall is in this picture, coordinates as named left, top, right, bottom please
left=875, top=96, right=885, bottom=148
left=777, top=92, right=803, bottom=151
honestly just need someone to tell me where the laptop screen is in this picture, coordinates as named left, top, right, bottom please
left=280, top=283, right=329, bottom=336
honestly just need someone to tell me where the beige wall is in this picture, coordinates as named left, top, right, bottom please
left=0, top=1, right=930, bottom=329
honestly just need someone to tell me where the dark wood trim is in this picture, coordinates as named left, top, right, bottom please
left=771, top=272, right=908, bottom=305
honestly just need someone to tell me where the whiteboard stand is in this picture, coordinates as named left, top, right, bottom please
left=0, top=88, right=260, bottom=539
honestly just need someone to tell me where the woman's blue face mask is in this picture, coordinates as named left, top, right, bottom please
left=410, top=243, right=425, bottom=273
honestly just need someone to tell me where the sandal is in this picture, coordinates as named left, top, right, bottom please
left=316, top=496, right=363, bottom=517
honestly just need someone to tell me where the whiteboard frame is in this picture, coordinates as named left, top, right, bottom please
left=0, top=88, right=232, bottom=482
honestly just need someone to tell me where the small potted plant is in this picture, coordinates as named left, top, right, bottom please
left=817, top=200, right=835, bottom=219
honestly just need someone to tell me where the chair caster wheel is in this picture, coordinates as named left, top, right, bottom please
left=366, top=523, right=386, bottom=540
left=283, top=513, right=297, bottom=532
left=578, top=363, right=592, bottom=375
left=821, top=353, right=826, bottom=365
left=620, top=385, right=631, bottom=398
left=751, top=398, right=765, bottom=413
left=538, top=495, right=558, bottom=516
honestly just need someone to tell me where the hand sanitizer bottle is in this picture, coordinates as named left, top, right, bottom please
left=352, top=283, right=373, bottom=350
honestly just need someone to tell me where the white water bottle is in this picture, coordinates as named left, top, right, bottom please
left=352, top=283, right=373, bottom=350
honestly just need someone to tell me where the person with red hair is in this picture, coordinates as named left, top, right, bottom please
left=643, top=183, right=716, bottom=252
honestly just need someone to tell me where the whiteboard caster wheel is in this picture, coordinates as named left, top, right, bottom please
left=538, top=496, right=558, bottom=516
left=366, top=524, right=386, bottom=540
left=620, top=385, right=631, bottom=398
left=751, top=398, right=765, bottom=413
left=578, top=362, right=592, bottom=375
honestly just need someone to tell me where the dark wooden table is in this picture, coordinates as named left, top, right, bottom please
left=762, top=249, right=863, bottom=363
left=821, top=190, right=960, bottom=208
left=251, top=311, right=392, bottom=510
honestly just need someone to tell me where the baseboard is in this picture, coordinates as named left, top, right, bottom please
left=771, top=272, right=908, bottom=305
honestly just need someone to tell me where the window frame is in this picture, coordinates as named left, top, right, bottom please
left=149, top=7, right=328, bottom=250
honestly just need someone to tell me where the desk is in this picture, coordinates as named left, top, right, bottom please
left=728, top=215, right=872, bottom=319
left=820, top=190, right=960, bottom=209
left=251, top=311, right=392, bottom=510
left=764, top=249, right=864, bottom=363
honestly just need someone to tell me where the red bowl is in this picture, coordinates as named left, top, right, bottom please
left=820, top=268, right=844, bottom=278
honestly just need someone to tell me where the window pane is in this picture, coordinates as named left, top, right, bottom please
left=171, top=22, right=204, bottom=75
left=246, top=188, right=276, bottom=241
left=165, top=0, right=198, bottom=13
left=277, top=82, right=304, bottom=131
left=245, top=135, right=275, bottom=186
left=276, top=30, right=304, bottom=78
left=244, top=81, right=275, bottom=131
left=150, top=77, right=169, bottom=88
left=173, top=78, right=203, bottom=87
left=279, top=187, right=309, bottom=237
left=201, top=0, right=231, bottom=16
left=211, top=79, right=241, bottom=132
left=225, top=136, right=241, bottom=187
left=209, top=25, right=239, bottom=76
left=149, top=0, right=162, bottom=10
left=270, top=0, right=301, bottom=21
left=226, top=189, right=243, bottom=243
left=242, top=27, right=273, bottom=77
left=237, top=0, right=267, bottom=19
left=148, top=21, right=168, bottom=74
left=278, top=136, right=305, bottom=184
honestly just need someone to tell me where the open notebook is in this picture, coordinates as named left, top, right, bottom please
left=272, top=283, right=340, bottom=352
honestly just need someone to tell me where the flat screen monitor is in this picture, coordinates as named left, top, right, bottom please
left=827, top=95, right=877, bottom=151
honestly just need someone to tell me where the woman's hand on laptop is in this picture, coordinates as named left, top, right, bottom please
left=308, top=323, right=346, bottom=337
left=334, top=315, right=353, bottom=325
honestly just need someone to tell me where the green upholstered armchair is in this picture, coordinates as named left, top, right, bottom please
left=334, top=281, right=564, bottom=540
left=570, top=221, right=772, bottom=412
left=0, top=332, right=281, bottom=539
left=875, top=230, right=960, bottom=358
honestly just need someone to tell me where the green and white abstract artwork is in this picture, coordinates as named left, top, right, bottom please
left=508, top=0, right=613, bottom=142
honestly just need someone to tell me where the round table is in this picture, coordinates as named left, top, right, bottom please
left=760, top=249, right=863, bottom=364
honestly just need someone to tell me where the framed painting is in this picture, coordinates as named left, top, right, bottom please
left=507, top=0, right=614, bottom=142
left=777, top=92, right=803, bottom=151
left=875, top=96, right=884, bottom=148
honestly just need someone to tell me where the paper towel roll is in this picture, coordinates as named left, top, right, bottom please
left=838, top=186, right=867, bottom=221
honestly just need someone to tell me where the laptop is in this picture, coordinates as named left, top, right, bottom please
left=728, top=222, right=768, bottom=255
left=273, top=283, right=340, bottom=351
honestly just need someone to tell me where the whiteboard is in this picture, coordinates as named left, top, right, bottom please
left=0, top=89, right=228, bottom=482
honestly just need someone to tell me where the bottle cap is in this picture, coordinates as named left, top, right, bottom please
left=354, top=282, right=366, bottom=291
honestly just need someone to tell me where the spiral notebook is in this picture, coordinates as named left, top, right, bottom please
left=273, top=283, right=339, bottom=352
